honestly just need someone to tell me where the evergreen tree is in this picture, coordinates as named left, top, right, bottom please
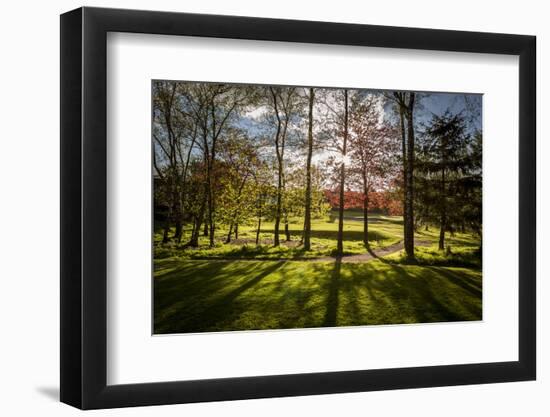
left=415, top=111, right=481, bottom=250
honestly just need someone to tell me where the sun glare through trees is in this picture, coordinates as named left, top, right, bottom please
left=152, top=81, right=482, bottom=334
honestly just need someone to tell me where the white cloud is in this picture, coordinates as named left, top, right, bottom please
left=244, top=105, right=268, bottom=121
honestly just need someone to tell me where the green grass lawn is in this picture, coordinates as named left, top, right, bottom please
left=154, top=212, right=481, bottom=262
left=155, top=213, right=409, bottom=260
left=154, top=213, right=482, bottom=334
left=154, top=258, right=481, bottom=333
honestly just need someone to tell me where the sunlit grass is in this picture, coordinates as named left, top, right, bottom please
left=386, top=245, right=482, bottom=268
left=153, top=214, right=482, bottom=333
left=154, top=214, right=411, bottom=259
left=154, top=258, right=482, bottom=334
left=154, top=214, right=482, bottom=262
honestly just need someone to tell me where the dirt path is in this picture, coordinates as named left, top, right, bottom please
left=312, top=240, right=432, bottom=263
left=182, top=240, right=433, bottom=263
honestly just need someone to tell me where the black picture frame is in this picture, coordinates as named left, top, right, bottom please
left=60, top=6, right=536, bottom=410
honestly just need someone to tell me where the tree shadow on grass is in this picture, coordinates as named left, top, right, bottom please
left=336, top=261, right=482, bottom=325
left=430, top=267, right=482, bottom=298
left=259, top=229, right=389, bottom=242
left=155, top=261, right=286, bottom=333
left=154, top=260, right=238, bottom=312
left=155, top=256, right=482, bottom=333
left=380, top=263, right=467, bottom=322
left=322, top=257, right=342, bottom=327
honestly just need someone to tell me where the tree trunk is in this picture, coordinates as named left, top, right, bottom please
left=336, top=89, right=349, bottom=255
left=172, top=188, right=183, bottom=242
left=271, top=89, right=283, bottom=247
left=284, top=215, right=290, bottom=241
left=282, top=141, right=290, bottom=243
left=202, top=132, right=216, bottom=247
left=189, top=213, right=203, bottom=247
left=225, top=223, right=233, bottom=244
left=162, top=177, right=175, bottom=244
left=173, top=193, right=183, bottom=242
left=303, top=88, right=314, bottom=251
left=398, top=106, right=408, bottom=249
left=187, top=190, right=207, bottom=247
left=207, top=169, right=215, bottom=247
left=160, top=84, right=177, bottom=245
left=190, top=218, right=196, bottom=241
left=188, top=214, right=202, bottom=247
left=404, top=93, right=416, bottom=261
left=206, top=134, right=218, bottom=247
left=162, top=223, right=170, bottom=244
left=162, top=203, right=173, bottom=244
left=274, top=168, right=282, bottom=246
left=439, top=217, right=446, bottom=250
left=203, top=219, right=209, bottom=236
left=256, top=215, right=262, bottom=245
left=234, top=223, right=239, bottom=240
left=174, top=218, right=183, bottom=243
left=363, top=180, right=369, bottom=247
left=256, top=193, right=263, bottom=245
left=439, top=165, right=446, bottom=251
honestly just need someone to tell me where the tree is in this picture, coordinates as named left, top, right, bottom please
left=152, top=81, right=179, bottom=243
left=152, top=81, right=200, bottom=243
left=387, top=92, right=417, bottom=261
left=318, top=88, right=352, bottom=255
left=191, top=84, right=250, bottom=247
left=337, top=89, right=350, bottom=255
left=216, top=131, right=259, bottom=243
left=303, top=87, right=315, bottom=250
left=348, top=93, right=398, bottom=247
left=465, top=130, right=483, bottom=241
left=251, top=163, right=273, bottom=245
left=416, top=111, right=478, bottom=250
left=265, top=86, right=300, bottom=246
left=179, top=157, right=208, bottom=248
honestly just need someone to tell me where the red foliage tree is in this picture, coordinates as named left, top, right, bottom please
left=347, top=93, right=400, bottom=245
left=323, top=189, right=402, bottom=215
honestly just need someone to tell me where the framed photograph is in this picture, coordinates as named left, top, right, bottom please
left=60, top=6, right=536, bottom=409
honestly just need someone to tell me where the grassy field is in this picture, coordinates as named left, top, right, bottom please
left=154, top=212, right=482, bottom=334
left=157, top=212, right=412, bottom=259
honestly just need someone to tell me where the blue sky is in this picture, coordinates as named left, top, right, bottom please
left=414, top=91, right=482, bottom=132
left=379, top=90, right=482, bottom=133
left=238, top=88, right=482, bottom=146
